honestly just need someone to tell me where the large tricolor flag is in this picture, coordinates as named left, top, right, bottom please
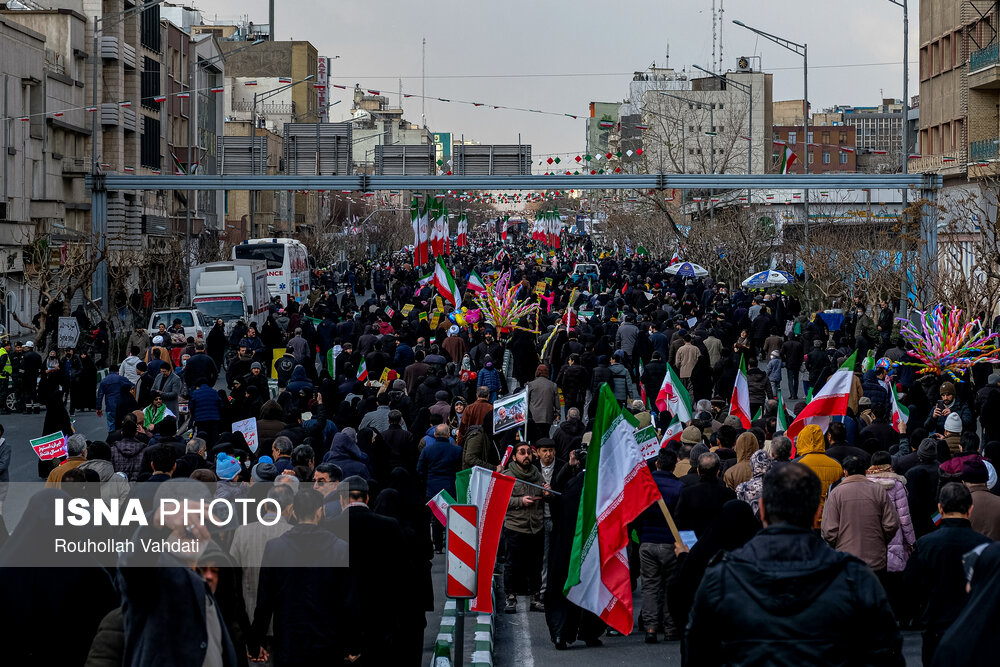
left=655, top=364, right=693, bottom=423
left=729, top=355, right=752, bottom=429
left=456, top=215, right=468, bottom=247
left=466, top=270, right=487, bottom=294
left=786, top=351, right=857, bottom=441
left=564, top=384, right=662, bottom=635
left=433, top=256, right=461, bottom=307
left=889, top=384, right=909, bottom=432
left=411, top=198, right=429, bottom=266
left=455, top=466, right=516, bottom=613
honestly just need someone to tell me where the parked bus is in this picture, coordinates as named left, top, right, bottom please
left=232, top=238, right=311, bottom=304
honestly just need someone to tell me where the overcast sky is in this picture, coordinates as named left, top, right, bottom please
left=198, top=0, right=919, bottom=162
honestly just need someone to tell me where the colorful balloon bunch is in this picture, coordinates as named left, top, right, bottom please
left=897, top=305, right=1000, bottom=382
left=472, top=271, right=540, bottom=334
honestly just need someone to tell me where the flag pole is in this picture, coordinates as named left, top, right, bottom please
left=657, top=498, right=684, bottom=545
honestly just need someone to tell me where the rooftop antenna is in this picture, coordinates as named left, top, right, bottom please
left=718, top=0, right=724, bottom=73
left=665, top=43, right=670, bottom=69
left=421, top=37, right=426, bottom=128
left=711, top=0, right=717, bottom=73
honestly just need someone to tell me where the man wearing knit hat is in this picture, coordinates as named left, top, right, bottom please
left=963, top=460, right=1000, bottom=540
left=942, top=413, right=963, bottom=455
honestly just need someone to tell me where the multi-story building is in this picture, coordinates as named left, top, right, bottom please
left=641, top=68, right=772, bottom=175
left=0, top=8, right=96, bottom=332
left=350, top=86, right=432, bottom=173
left=586, top=101, right=621, bottom=162
left=772, top=125, right=857, bottom=173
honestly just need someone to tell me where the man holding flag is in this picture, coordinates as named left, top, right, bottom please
left=503, top=442, right=548, bottom=613
left=563, top=384, right=663, bottom=635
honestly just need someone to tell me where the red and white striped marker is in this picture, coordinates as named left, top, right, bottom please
left=446, top=505, right=479, bottom=599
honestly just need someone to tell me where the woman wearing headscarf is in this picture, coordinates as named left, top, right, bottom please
left=206, top=318, right=227, bottom=369
left=73, top=350, right=98, bottom=411
left=38, top=389, right=73, bottom=478
left=666, top=499, right=760, bottom=648
left=736, top=449, right=774, bottom=519
left=0, top=489, right=118, bottom=664
left=932, top=542, right=1000, bottom=666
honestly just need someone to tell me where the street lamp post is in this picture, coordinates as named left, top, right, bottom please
left=733, top=19, right=809, bottom=283
left=887, top=0, right=910, bottom=310
left=249, top=75, right=314, bottom=236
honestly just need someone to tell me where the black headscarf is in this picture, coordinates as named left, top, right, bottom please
left=932, top=542, right=1000, bottom=666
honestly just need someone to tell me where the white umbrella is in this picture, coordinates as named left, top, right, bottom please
left=741, top=269, right=794, bottom=288
left=664, top=261, right=709, bottom=278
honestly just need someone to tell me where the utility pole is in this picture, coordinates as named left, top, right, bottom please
left=421, top=38, right=426, bottom=128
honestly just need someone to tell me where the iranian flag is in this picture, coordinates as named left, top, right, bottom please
left=776, top=390, right=791, bottom=433
left=659, top=414, right=683, bottom=448
left=669, top=250, right=681, bottom=266
left=455, top=466, right=516, bottom=613
left=411, top=198, right=429, bottom=265
left=501, top=215, right=508, bottom=242
left=466, top=270, right=487, bottom=294
left=889, top=384, right=909, bottom=432
left=638, top=359, right=649, bottom=408
left=433, top=256, right=461, bottom=307
left=655, top=364, right=693, bottom=423
left=456, top=215, right=468, bottom=247
left=778, top=146, right=797, bottom=174
left=786, top=351, right=857, bottom=441
left=356, top=358, right=368, bottom=382
left=426, top=489, right=456, bottom=526
left=564, top=385, right=662, bottom=635
left=729, top=355, right=752, bottom=429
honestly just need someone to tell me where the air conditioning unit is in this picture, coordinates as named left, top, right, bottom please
left=736, top=56, right=752, bottom=72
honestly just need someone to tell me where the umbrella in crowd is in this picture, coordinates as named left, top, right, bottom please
left=665, top=261, right=709, bottom=278
left=741, top=269, right=794, bottom=288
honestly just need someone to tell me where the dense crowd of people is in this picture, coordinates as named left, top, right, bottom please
left=1, top=228, right=1000, bottom=665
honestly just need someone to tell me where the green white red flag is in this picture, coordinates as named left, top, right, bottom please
left=655, top=363, right=693, bottom=423
left=426, top=489, right=456, bottom=526
left=778, top=146, right=797, bottom=174
left=433, top=256, right=461, bottom=307
left=455, top=466, right=516, bottom=613
left=466, top=270, right=487, bottom=294
left=729, top=354, right=751, bottom=428
left=356, top=358, right=368, bottom=382
left=786, top=351, right=857, bottom=441
left=889, top=384, right=909, bottom=432
left=777, top=390, right=790, bottom=432
left=659, top=414, right=683, bottom=448
left=564, top=384, right=662, bottom=635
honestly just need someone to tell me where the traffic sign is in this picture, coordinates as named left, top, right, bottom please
left=57, top=317, right=80, bottom=349
left=446, top=504, right=478, bottom=599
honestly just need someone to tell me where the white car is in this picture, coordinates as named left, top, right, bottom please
left=148, top=309, right=209, bottom=342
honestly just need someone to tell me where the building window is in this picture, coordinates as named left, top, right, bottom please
left=808, top=152, right=814, bottom=164
left=822, top=151, right=831, bottom=163
left=822, top=132, right=829, bottom=142
left=774, top=132, right=780, bottom=141
left=141, top=57, right=161, bottom=110
left=839, top=152, right=848, bottom=164
left=140, top=4, right=161, bottom=52
left=807, top=132, right=814, bottom=144
left=788, top=131, right=797, bottom=144
left=141, top=115, right=161, bottom=169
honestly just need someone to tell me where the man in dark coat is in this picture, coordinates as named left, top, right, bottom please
left=252, top=488, right=355, bottom=665
left=327, top=477, right=405, bottom=665
left=904, top=482, right=990, bottom=665
left=552, top=408, right=586, bottom=463
left=686, top=463, right=902, bottom=666
left=182, top=343, right=218, bottom=390
left=780, top=336, right=804, bottom=399
left=555, top=353, right=590, bottom=413
left=674, top=451, right=736, bottom=537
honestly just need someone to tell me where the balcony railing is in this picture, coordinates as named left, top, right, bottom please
left=971, top=43, right=999, bottom=72
left=969, top=138, right=999, bottom=163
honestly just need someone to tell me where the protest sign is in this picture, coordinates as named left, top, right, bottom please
left=31, top=431, right=67, bottom=460
left=232, top=418, right=259, bottom=453
left=493, top=392, right=528, bottom=434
